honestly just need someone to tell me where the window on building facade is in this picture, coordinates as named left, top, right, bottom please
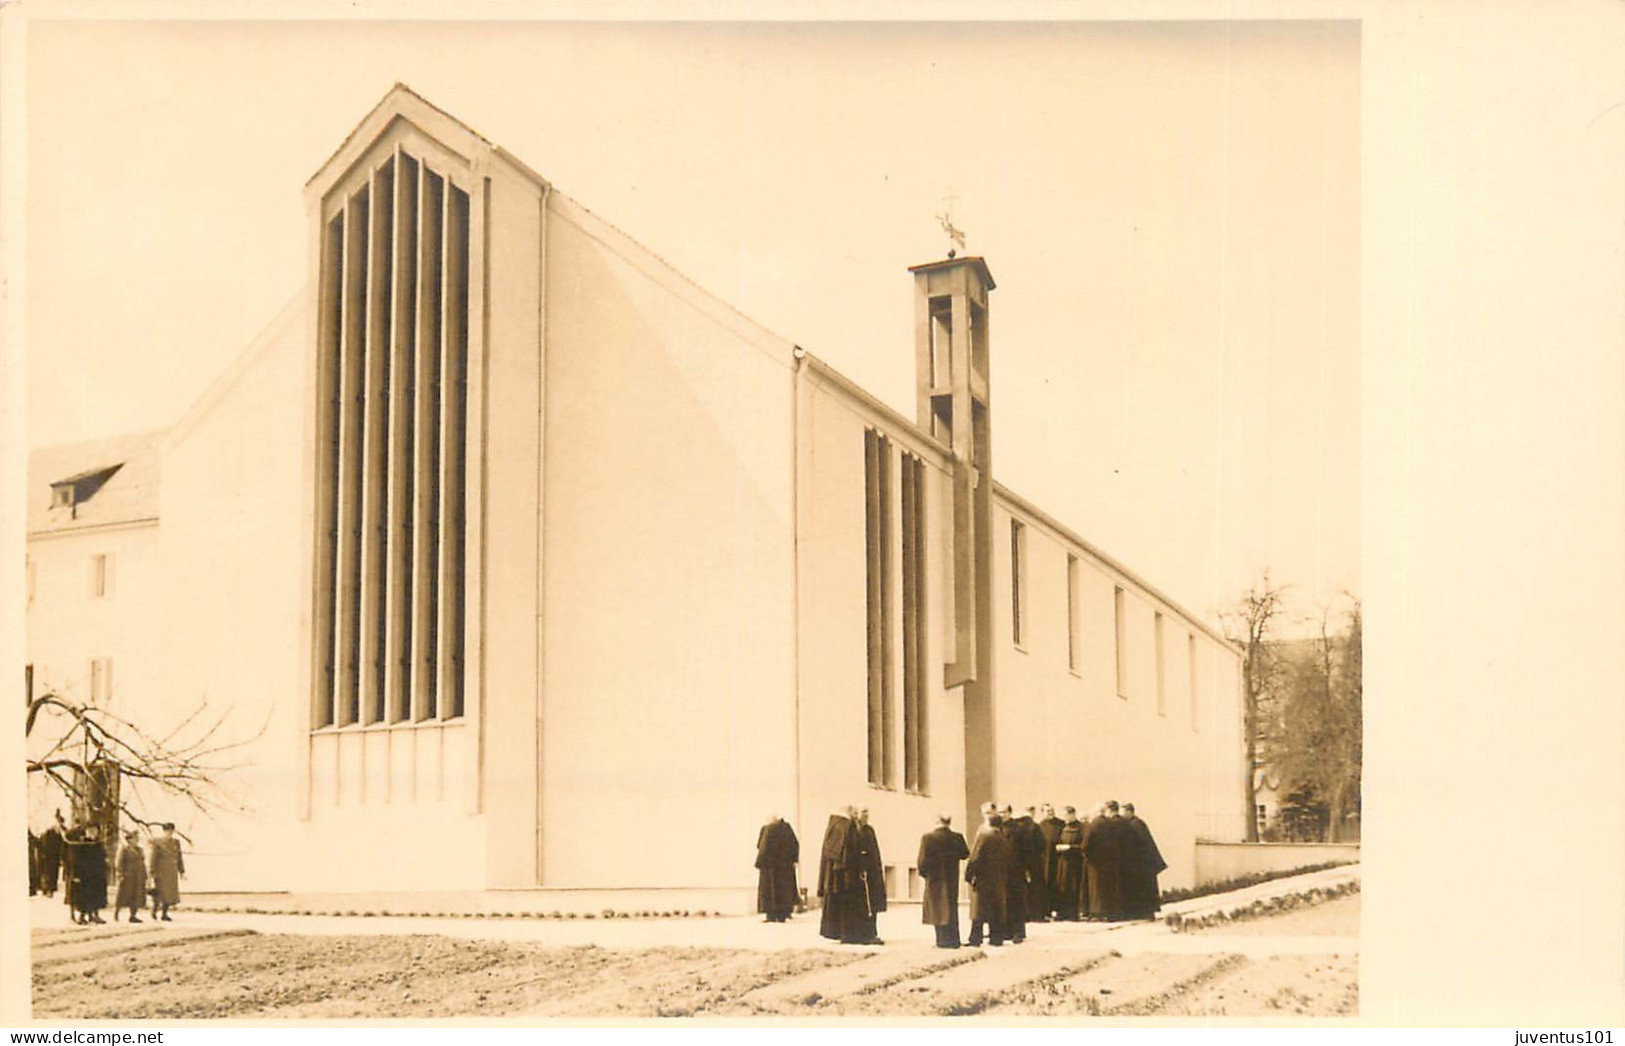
left=1154, top=611, right=1166, bottom=716
left=864, top=428, right=895, bottom=788
left=1114, top=586, right=1127, bottom=698
left=1010, top=520, right=1027, bottom=648
left=26, top=557, right=35, bottom=606
left=1188, top=632, right=1200, bottom=730
left=1066, top=554, right=1080, bottom=673
left=89, top=657, right=114, bottom=704
left=89, top=553, right=113, bottom=599
left=25, top=664, right=34, bottom=706
left=901, top=451, right=928, bottom=793
left=312, top=148, right=470, bottom=732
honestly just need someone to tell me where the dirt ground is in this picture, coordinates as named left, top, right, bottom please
left=32, top=897, right=1360, bottom=1020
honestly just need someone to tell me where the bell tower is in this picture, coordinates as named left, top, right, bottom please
left=910, top=254, right=996, bottom=824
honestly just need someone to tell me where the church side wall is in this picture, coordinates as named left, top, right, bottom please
left=795, top=375, right=967, bottom=902
left=537, top=202, right=798, bottom=891
left=988, top=500, right=1248, bottom=892
left=155, top=311, right=321, bottom=892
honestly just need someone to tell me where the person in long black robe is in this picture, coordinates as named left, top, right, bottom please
left=1052, top=807, right=1086, bottom=921
left=1084, top=802, right=1128, bottom=921
left=999, top=807, right=1029, bottom=943
left=755, top=816, right=800, bottom=922
left=1038, top=805, right=1065, bottom=919
left=917, top=815, right=969, bottom=948
left=28, top=831, right=39, bottom=897
left=854, top=809, right=887, bottom=944
left=67, top=828, right=108, bottom=925
left=817, top=808, right=869, bottom=944
left=1119, top=803, right=1169, bottom=920
left=38, top=822, right=64, bottom=897
left=1018, top=807, right=1050, bottom=924
left=965, top=806, right=1011, bottom=946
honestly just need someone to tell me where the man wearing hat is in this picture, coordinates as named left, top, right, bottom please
left=148, top=822, right=185, bottom=921
left=114, top=829, right=148, bottom=923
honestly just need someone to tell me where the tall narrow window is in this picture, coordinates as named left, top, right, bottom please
left=928, top=298, right=953, bottom=389
left=1010, top=520, right=1026, bottom=648
left=901, top=452, right=928, bottom=793
left=864, top=428, right=895, bottom=788
left=26, top=557, right=35, bottom=606
left=1114, top=586, right=1127, bottom=698
left=1066, top=554, right=1080, bottom=673
left=1154, top=611, right=1167, bottom=716
left=25, top=664, right=34, bottom=705
left=312, top=150, right=471, bottom=733
left=1188, top=633, right=1200, bottom=731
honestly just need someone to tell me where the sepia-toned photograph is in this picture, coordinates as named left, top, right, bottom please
left=18, top=11, right=1366, bottom=1024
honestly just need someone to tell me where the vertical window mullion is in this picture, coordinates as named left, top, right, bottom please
left=386, top=150, right=418, bottom=724
left=438, top=183, right=469, bottom=720
left=360, top=161, right=393, bottom=726
left=335, top=190, right=369, bottom=727
left=312, top=212, right=344, bottom=729
left=412, top=169, right=444, bottom=722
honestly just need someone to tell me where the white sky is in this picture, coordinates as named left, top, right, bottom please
left=24, top=18, right=1359, bottom=631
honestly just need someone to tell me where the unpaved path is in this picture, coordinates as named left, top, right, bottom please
left=31, top=893, right=1360, bottom=1019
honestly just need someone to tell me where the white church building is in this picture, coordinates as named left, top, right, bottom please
left=27, top=86, right=1248, bottom=907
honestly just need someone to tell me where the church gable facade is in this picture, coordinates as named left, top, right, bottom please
left=135, top=85, right=1246, bottom=902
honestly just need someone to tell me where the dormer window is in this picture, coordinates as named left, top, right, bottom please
left=49, top=463, right=124, bottom=518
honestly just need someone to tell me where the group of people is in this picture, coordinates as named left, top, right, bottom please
left=753, top=799, right=1166, bottom=949
left=27, top=812, right=186, bottom=926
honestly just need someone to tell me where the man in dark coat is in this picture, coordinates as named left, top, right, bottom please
left=854, top=808, right=887, bottom=945
left=1038, top=804, right=1066, bottom=919
left=817, top=807, right=857, bottom=941
left=1085, top=801, right=1128, bottom=921
left=66, top=826, right=107, bottom=925
left=1120, top=803, right=1169, bottom=920
left=1052, top=806, right=1087, bottom=921
left=917, top=814, right=970, bottom=948
left=38, top=817, right=64, bottom=897
left=755, top=815, right=800, bottom=922
left=999, top=806, right=1030, bottom=943
left=28, top=830, right=39, bottom=897
left=965, top=804, right=1011, bottom=947
left=1018, top=806, right=1050, bottom=924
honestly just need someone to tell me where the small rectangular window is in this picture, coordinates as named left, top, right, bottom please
left=90, top=553, right=113, bottom=599
left=89, top=657, right=114, bottom=704
left=1114, top=586, right=1127, bottom=698
left=1010, top=520, right=1026, bottom=648
left=1066, top=554, right=1080, bottom=673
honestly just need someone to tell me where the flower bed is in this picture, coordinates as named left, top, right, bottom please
left=1163, top=879, right=1360, bottom=933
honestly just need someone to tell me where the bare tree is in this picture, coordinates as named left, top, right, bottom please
left=1219, top=572, right=1288, bottom=842
left=1268, top=597, right=1362, bottom=842
left=25, top=688, right=264, bottom=844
